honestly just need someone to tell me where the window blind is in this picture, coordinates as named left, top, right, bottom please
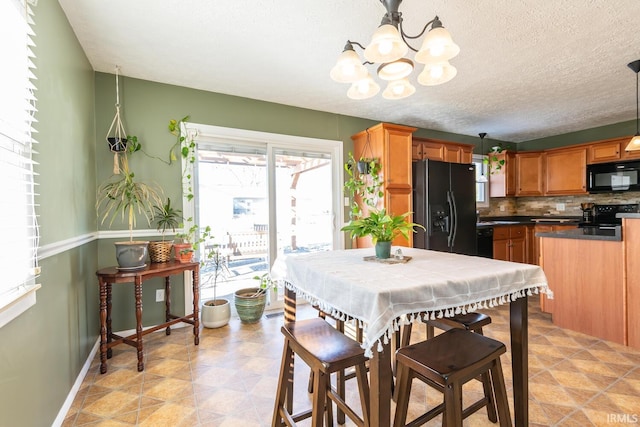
left=0, top=0, right=40, bottom=326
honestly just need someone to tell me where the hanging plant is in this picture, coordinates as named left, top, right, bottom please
left=344, top=152, right=383, bottom=220
left=168, top=116, right=197, bottom=201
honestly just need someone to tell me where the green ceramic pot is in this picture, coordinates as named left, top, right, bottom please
left=375, top=241, right=392, bottom=259
left=234, top=287, right=267, bottom=323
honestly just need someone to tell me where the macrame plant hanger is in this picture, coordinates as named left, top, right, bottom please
left=105, top=66, right=128, bottom=174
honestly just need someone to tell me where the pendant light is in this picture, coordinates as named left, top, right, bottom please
left=477, top=132, right=488, bottom=183
left=625, top=59, right=640, bottom=151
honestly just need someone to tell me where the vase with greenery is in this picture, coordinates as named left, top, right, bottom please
left=148, top=198, right=182, bottom=263
left=234, top=273, right=276, bottom=323
left=201, top=243, right=232, bottom=328
left=96, top=146, right=164, bottom=269
left=341, top=208, right=425, bottom=259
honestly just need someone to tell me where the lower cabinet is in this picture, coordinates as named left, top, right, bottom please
left=493, top=225, right=527, bottom=263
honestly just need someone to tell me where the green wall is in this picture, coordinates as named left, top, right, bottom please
left=518, top=120, right=637, bottom=151
left=0, top=0, right=97, bottom=426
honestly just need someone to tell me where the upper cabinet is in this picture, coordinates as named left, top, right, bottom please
left=489, top=151, right=517, bottom=197
left=412, top=137, right=473, bottom=164
left=352, top=123, right=416, bottom=247
left=544, top=146, right=587, bottom=195
left=587, top=136, right=640, bottom=163
left=516, top=151, right=545, bottom=196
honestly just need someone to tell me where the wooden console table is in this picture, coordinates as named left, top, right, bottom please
left=96, top=261, right=200, bottom=373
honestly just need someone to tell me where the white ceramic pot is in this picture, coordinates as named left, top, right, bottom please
left=201, top=299, right=231, bottom=328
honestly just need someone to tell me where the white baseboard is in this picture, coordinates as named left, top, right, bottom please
left=52, top=338, right=99, bottom=427
left=51, top=323, right=192, bottom=426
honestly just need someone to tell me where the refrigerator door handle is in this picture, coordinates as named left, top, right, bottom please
left=446, top=191, right=456, bottom=248
left=449, top=191, right=458, bottom=248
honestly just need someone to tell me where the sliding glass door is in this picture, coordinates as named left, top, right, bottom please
left=193, top=128, right=342, bottom=303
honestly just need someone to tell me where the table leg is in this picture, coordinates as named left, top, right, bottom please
left=135, top=277, right=144, bottom=372
left=99, top=279, right=108, bottom=374
left=369, top=341, right=392, bottom=427
left=106, top=282, right=112, bottom=359
left=510, top=295, right=529, bottom=427
left=192, top=267, right=200, bottom=345
left=165, top=276, right=171, bottom=335
left=283, top=287, right=297, bottom=415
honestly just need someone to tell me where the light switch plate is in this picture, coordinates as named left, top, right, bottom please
left=556, top=203, right=566, bottom=211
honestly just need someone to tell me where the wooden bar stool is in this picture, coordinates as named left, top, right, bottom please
left=393, top=328, right=511, bottom=427
left=399, top=312, right=496, bottom=421
left=272, top=318, right=370, bottom=427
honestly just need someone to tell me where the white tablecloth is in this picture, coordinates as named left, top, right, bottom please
left=272, top=247, right=549, bottom=356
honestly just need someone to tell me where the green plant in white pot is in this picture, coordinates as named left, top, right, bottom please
left=201, top=243, right=232, bottom=328
left=96, top=146, right=163, bottom=269
left=341, top=208, right=424, bottom=259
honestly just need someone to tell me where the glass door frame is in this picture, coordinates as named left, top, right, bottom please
left=181, top=123, right=344, bottom=314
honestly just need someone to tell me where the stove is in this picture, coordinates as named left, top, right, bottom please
left=579, top=203, right=639, bottom=229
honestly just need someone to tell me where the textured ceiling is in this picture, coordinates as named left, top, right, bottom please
left=58, top=0, right=640, bottom=143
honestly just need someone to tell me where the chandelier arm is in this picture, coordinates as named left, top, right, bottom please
left=347, top=40, right=367, bottom=51
left=398, top=18, right=437, bottom=53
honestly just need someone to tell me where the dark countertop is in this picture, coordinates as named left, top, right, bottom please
left=477, top=215, right=581, bottom=228
left=536, top=226, right=622, bottom=241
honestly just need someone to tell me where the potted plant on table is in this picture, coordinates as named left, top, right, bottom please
left=201, top=244, right=232, bottom=328
left=174, top=222, right=212, bottom=263
left=148, top=198, right=182, bottom=263
left=234, top=273, right=277, bottom=324
left=341, top=208, right=425, bottom=259
left=96, top=145, right=164, bottom=269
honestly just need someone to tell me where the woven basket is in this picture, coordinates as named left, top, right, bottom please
left=148, top=241, right=173, bottom=263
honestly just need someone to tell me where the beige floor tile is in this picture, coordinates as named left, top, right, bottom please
left=65, top=297, right=639, bottom=426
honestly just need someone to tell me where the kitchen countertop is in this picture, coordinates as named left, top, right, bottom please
left=617, top=213, right=640, bottom=219
left=536, top=226, right=622, bottom=241
left=477, top=216, right=581, bottom=228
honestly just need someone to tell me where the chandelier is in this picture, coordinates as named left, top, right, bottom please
left=330, top=0, right=459, bottom=100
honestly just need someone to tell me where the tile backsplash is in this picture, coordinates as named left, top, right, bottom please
left=479, top=192, right=640, bottom=217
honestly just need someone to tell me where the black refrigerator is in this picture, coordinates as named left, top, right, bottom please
left=412, top=159, right=477, bottom=256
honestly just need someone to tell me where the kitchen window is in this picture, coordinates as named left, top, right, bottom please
left=473, top=154, right=489, bottom=207
left=0, top=0, right=40, bottom=328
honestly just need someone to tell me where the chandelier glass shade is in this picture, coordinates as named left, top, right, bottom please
left=331, top=0, right=459, bottom=100
left=624, top=59, right=640, bottom=151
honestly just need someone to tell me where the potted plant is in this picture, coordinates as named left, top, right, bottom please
left=483, top=142, right=511, bottom=173
left=200, top=244, right=232, bottom=328
left=344, top=152, right=383, bottom=220
left=234, top=273, right=276, bottom=323
left=96, top=146, right=164, bottom=269
left=148, top=198, right=182, bottom=263
left=174, top=222, right=212, bottom=263
left=341, top=208, right=424, bottom=259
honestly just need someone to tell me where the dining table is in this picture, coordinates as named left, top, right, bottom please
left=271, top=247, right=550, bottom=427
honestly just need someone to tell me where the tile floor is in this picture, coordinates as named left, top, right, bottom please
left=63, top=296, right=640, bottom=426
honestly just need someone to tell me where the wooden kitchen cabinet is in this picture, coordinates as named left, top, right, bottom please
left=539, top=236, right=625, bottom=345
left=544, top=146, right=587, bottom=195
left=588, top=138, right=622, bottom=163
left=493, top=225, right=527, bottom=263
left=489, top=150, right=517, bottom=197
left=516, top=151, right=545, bottom=196
left=623, top=218, right=640, bottom=349
left=412, top=137, right=473, bottom=164
left=352, top=122, right=416, bottom=247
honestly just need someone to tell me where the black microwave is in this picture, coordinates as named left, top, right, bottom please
left=587, top=161, right=640, bottom=193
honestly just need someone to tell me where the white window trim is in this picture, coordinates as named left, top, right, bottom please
left=473, top=154, right=490, bottom=208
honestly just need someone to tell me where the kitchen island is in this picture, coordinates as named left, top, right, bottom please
left=537, top=218, right=640, bottom=349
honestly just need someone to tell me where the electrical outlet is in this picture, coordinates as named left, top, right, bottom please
left=499, top=205, right=506, bottom=212
left=556, top=203, right=566, bottom=211
left=155, top=289, right=165, bottom=302
left=344, top=197, right=350, bottom=207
